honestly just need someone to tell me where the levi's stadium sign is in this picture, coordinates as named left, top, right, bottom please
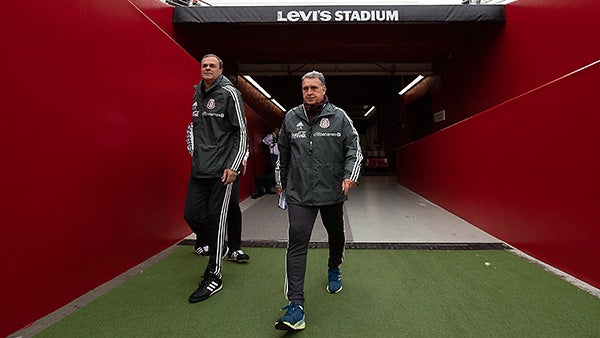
left=173, top=6, right=506, bottom=24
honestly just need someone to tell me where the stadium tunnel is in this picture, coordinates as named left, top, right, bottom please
left=4, top=1, right=600, bottom=335
left=172, top=5, right=506, bottom=171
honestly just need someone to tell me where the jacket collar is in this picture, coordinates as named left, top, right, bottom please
left=195, top=74, right=229, bottom=93
left=297, top=101, right=335, bottom=122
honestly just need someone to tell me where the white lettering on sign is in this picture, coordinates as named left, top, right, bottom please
left=277, top=10, right=399, bottom=23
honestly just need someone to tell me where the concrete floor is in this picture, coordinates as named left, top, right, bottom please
left=345, top=175, right=499, bottom=243
left=226, top=174, right=501, bottom=245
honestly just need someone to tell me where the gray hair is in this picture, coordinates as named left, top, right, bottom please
left=301, top=71, right=326, bottom=86
left=201, top=53, right=223, bottom=69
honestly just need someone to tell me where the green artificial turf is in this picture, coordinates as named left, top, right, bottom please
left=36, top=247, right=600, bottom=337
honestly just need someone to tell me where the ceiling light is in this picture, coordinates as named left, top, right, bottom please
left=364, top=106, right=376, bottom=117
left=243, top=75, right=271, bottom=99
left=271, top=99, right=286, bottom=112
left=398, top=74, right=425, bottom=95
left=243, top=75, right=286, bottom=112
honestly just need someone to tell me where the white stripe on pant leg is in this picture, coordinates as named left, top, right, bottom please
left=283, top=212, right=292, bottom=302
left=215, top=183, right=233, bottom=276
left=284, top=247, right=289, bottom=302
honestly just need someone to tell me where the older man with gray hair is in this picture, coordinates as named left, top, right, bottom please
left=274, top=70, right=362, bottom=331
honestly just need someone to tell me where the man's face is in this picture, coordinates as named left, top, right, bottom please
left=201, top=56, right=222, bottom=82
left=302, top=78, right=326, bottom=105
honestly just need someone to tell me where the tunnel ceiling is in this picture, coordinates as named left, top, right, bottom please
left=173, top=5, right=505, bottom=125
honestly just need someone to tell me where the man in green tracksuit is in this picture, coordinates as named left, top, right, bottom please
left=184, top=54, right=247, bottom=303
left=274, top=70, right=362, bottom=331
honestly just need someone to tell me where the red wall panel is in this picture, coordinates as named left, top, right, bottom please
left=0, top=0, right=198, bottom=335
left=130, top=0, right=177, bottom=37
left=441, top=0, right=600, bottom=124
left=1, top=1, right=275, bottom=334
left=398, top=0, right=600, bottom=288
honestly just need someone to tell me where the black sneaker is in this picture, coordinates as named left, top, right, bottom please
left=188, top=272, right=222, bottom=303
left=226, top=249, right=250, bottom=263
left=194, top=245, right=209, bottom=257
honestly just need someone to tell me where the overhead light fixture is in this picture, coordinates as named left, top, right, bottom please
left=398, top=74, right=425, bottom=95
left=243, top=75, right=271, bottom=99
left=364, top=106, right=376, bottom=117
left=271, top=99, right=286, bottom=112
left=242, top=75, right=286, bottom=112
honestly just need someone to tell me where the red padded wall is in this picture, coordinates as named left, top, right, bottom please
left=1, top=1, right=274, bottom=334
left=441, top=0, right=600, bottom=123
left=397, top=0, right=600, bottom=288
left=1, top=0, right=197, bottom=335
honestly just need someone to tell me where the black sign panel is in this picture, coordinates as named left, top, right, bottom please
left=174, top=5, right=505, bottom=24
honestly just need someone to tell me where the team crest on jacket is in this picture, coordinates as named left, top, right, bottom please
left=319, top=118, right=330, bottom=129
left=207, top=99, right=216, bottom=110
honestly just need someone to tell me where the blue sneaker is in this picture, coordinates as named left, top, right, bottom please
left=327, top=267, right=342, bottom=294
left=275, top=302, right=305, bottom=331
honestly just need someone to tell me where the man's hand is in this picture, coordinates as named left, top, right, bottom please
left=222, top=169, right=238, bottom=185
left=341, top=179, right=357, bottom=196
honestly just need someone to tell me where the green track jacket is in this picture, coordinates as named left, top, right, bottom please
left=276, top=102, right=362, bottom=206
left=188, top=75, right=247, bottom=178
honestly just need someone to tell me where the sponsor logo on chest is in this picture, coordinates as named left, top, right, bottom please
left=194, top=98, right=224, bottom=118
left=316, top=118, right=341, bottom=137
left=291, top=131, right=307, bottom=139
